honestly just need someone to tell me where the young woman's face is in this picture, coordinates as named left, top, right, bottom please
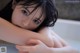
left=12, top=4, right=45, bottom=30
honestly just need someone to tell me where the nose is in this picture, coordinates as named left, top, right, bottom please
left=22, top=19, right=30, bottom=27
left=22, top=17, right=33, bottom=27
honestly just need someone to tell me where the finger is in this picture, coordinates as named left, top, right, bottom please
left=26, top=39, right=39, bottom=46
left=37, top=40, right=49, bottom=47
left=52, top=36, right=63, bottom=48
left=50, top=30, right=68, bottom=46
left=54, top=34, right=68, bottom=46
left=16, top=40, right=48, bottom=52
left=16, top=45, right=30, bottom=52
left=16, top=40, right=40, bottom=52
left=16, top=39, right=39, bottom=52
left=16, top=45, right=36, bottom=52
left=49, top=29, right=63, bottom=48
left=38, top=35, right=54, bottom=47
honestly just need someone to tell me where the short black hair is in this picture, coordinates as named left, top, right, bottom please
left=15, top=0, right=58, bottom=31
left=16, top=0, right=58, bottom=27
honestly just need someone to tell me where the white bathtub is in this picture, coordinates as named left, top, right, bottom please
left=53, top=19, right=80, bottom=51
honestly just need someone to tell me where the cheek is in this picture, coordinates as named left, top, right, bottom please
left=12, top=9, right=25, bottom=26
left=29, top=21, right=42, bottom=30
left=27, top=18, right=44, bottom=30
left=24, top=21, right=39, bottom=30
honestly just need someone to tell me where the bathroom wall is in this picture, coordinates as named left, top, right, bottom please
left=55, top=0, right=80, bottom=21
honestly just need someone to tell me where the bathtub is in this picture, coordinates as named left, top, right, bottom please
left=53, top=19, right=80, bottom=51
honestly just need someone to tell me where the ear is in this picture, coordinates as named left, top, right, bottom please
left=12, top=0, right=17, bottom=10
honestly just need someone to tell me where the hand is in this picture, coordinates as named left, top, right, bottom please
left=0, top=18, right=54, bottom=47
left=16, top=40, right=79, bottom=53
left=16, top=33, right=79, bottom=53
left=16, top=27, right=79, bottom=53
left=16, top=40, right=51, bottom=53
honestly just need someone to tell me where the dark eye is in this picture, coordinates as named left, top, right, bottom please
left=21, top=10, right=29, bottom=16
left=33, top=19, right=41, bottom=25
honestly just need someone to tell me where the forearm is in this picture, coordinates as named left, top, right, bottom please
left=0, top=18, right=41, bottom=45
left=38, top=27, right=54, bottom=47
left=0, top=18, right=53, bottom=47
left=16, top=27, right=80, bottom=53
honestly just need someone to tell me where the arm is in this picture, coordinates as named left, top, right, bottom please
left=16, top=41, right=79, bottom=53
left=46, top=29, right=79, bottom=53
left=47, top=29, right=79, bottom=53
left=38, top=27, right=63, bottom=47
left=0, top=18, right=53, bottom=47
left=16, top=28, right=80, bottom=53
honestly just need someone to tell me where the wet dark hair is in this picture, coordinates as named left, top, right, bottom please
left=15, top=0, right=58, bottom=31
left=15, top=0, right=58, bottom=27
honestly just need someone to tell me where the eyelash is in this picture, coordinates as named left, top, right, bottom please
left=33, top=19, right=41, bottom=25
left=21, top=10, right=29, bottom=16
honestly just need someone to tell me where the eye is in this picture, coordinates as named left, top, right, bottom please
left=33, top=19, right=41, bottom=25
left=21, top=10, right=29, bottom=16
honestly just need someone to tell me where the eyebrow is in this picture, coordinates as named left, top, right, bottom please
left=22, top=4, right=40, bottom=15
left=23, top=6, right=36, bottom=16
left=23, top=6, right=31, bottom=15
left=23, top=6, right=43, bottom=21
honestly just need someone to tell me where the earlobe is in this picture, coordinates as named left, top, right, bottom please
left=12, top=0, right=17, bottom=9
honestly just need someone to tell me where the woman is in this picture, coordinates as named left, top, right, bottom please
left=0, top=0, right=79, bottom=53
left=2, top=0, right=57, bottom=47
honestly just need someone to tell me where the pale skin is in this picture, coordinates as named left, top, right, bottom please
left=0, top=0, right=79, bottom=53
left=12, top=1, right=79, bottom=53
left=0, top=0, right=54, bottom=47
left=16, top=29, right=79, bottom=53
left=0, top=18, right=53, bottom=47
left=0, top=19, right=79, bottom=53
